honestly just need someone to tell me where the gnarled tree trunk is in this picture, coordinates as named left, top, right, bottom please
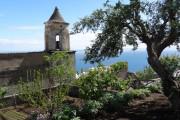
left=147, top=45, right=180, bottom=118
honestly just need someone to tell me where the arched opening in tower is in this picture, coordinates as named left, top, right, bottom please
left=56, top=34, right=60, bottom=50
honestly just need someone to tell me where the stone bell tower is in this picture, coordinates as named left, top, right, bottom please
left=45, top=7, right=70, bottom=51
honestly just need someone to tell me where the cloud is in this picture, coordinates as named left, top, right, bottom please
left=0, top=38, right=42, bottom=45
left=12, top=25, right=43, bottom=31
left=70, top=32, right=179, bottom=52
left=70, top=32, right=97, bottom=50
left=0, top=38, right=44, bottom=53
left=70, top=32, right=147, bottom=51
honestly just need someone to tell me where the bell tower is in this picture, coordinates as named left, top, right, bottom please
left=45, top=7, right=70, bottom=51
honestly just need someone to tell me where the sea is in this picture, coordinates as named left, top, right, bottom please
left=75, top=49, right=179, bottom=73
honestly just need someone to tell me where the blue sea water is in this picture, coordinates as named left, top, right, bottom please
left=75, top=49, right=179, bottom=73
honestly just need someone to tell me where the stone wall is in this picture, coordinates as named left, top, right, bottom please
left=0, top=51, right=75, bottom=86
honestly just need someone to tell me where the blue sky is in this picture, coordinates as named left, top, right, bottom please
left=0, top=0, right=178, bottom=53
left=0, top=0, right=108, bottom=52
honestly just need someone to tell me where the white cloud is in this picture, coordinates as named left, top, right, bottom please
left=0, top=38, right=42, bottom=45
left=70, top=32, right=179, bottom=52
left=0, top=38, right=44, bottom=53
left=12, top=25, right=43, bottom=31
left=70, top=32, right=97, bottom=50
left=70, top=32, right=147, bottom=51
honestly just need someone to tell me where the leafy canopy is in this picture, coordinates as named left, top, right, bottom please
left=72, top=0, right=180, bottom=63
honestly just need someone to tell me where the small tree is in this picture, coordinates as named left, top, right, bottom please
left=19, top=51, right=74, bottom=119
left=72, top=0, right=180, bottom=112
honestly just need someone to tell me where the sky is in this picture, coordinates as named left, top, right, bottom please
left=0, top=0, right=178, bottom=53
left=0, top=0, right=109, bottom=52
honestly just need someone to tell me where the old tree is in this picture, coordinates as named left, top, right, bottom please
left=73, top=0, right=180, bottom=111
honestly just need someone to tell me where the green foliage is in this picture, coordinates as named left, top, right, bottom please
left=81, top=100, right=103, bottom=115
left=75, top=63, right=131, bottom=100
left=110, top=62, right=128, bottom=72
left=0, top=87, right=6, bottom=98
left=114, top=89, right=150, bottom=105
left=97, top=89, right=151, bottom=112
left=99, top=92, right=114, bottom=104
left=72, top=0, right=179, bottom=100
left=18, top=52, right=74, bottom=118
left=18, top=70, right=69, bottom=110
left=127, top=89, right=151, bottom=99
left=146, top=83, right=162, bottom=93
left=75, top=62, right=139, bottom=100
left=135, top=66, right=162, bottom=93
left=44, top=51, right=75, bottom=84
left=112, top=79, right=130, bottom=91
left=113, top=92, right=132, bottom=106
left=53, top=105, right=80, bottom=120
left=75, top=65, right=118, bottom=100
left=136, top=66, right=155, bottom=81
left=18, top=71, right=47, bottom=108
left=160, top=55, right=180, bottom=75
left=72, top=0, right=179, bottom=63
left=0, top=87, right=6, bottom=108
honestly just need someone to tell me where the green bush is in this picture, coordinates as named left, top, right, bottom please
left=53, top=105, right=80, bottom=120
left=81, top=100, right=103, bottom=115
left=75, top=62, right=132, bottom=100
left=111, top=79, right=130, bottom=91
left=18, top=52, right=74, bottom=118
left=100, top=92, right=131, bottom=112
left=136, top=66, right=155, bottom=81
left=75, top=65, right=118, bottom=100
left=114, top=92, right=133, bottom=105
left=18, top=71, right=47, bottom=108
left=99, top=92, right=114, bottom=104
left=98, top=89, right=151, bottom=112
left=160, top=55, right=180, bottom=75
left=0, top=87, right=6, bottom=108
left=146, top=83, right=162, bottom=93
left=110, top=62, right=128, bottom=73
left=127, top=89, right=151, bottom=99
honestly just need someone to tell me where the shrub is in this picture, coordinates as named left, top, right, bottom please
left=76, top=65, right=118, bottom=100
left=18, top=52, right=74, bottom=119
left=53, top=105, right=80, bottom=120
left=110, top=62, right=128, bottom=72
left=18, top=71, right=47, bottom=108
left=99, top=92, right=114, bottom=104
left=98, top=89, right=151, bottom=112
left=75, top=62, right=132, bottom=100
left=160, top=55, right=180, bottom=75
left=0, top=87, right=6, bottom=108
left=127, top=89, right=151, bottom=99
left=44, top=51, right=75, bottom=85
left=111, top=79, right=130, bottom=91
left=136, top=66, right=155, bottom=81
left=114, top=92, right=132, bottom=105
left=81, top=100, right=103, bottom=117
left=101, top=92, right=130, bottom=112
left=146, top=83, right=162, bottom=93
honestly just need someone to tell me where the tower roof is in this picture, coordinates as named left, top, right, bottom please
left=48, top=7, right=65, bottom=22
